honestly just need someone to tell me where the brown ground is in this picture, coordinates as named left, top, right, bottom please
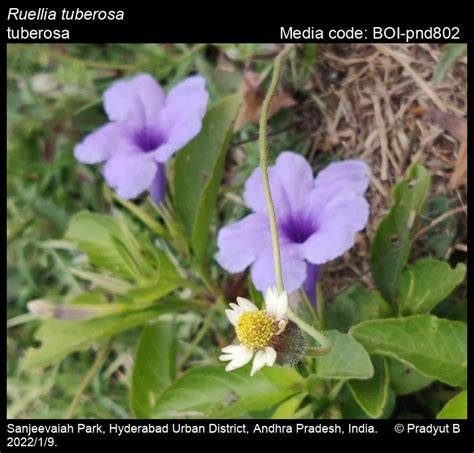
left=302, top=44, right=467, bottom=298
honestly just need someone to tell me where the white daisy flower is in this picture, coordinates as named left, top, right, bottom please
left=219, top=287, right=288, bottom=376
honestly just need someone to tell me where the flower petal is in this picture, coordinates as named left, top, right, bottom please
left=219, top=345, right=253, bottom=371
left=74, top=122, right=133, bottom=164
left=251, top=242, right=307, bottom=294
left=303, top=194, right=369, bottom=264
left=250, top=347, right=277, bottom=376
left=265, top=288, right=288, bottom=321
left=320, top=192, right=370, bottom=232
left=236, top=297, right=258, bottom=312
left=275, top=291, right=288, bottom=320
left=152, top=75, right=209, bottom=162
left=314, top=159, right=369, bottom=195
left=308, top=160, right=369, bottom=215
left=215, top=213, right=271, bottom=273
left=225, top=308, right=241, bottom=326
left=103, top=150, right=157, bottom=200
left=148, top=163, right=167, bottom=205
left=243, top=152, right=314, bottom=218
left=303, top=263, right=320, bottom=306
left=103, top=73, right=166, bottom=125
left=221, top=344, right=246, bottom=354
left=264, top=287, right=279, bottom=313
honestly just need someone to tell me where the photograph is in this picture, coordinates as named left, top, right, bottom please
left=6, top=42, right=467, bottom=424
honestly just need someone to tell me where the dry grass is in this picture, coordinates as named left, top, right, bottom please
left=302, top=44, right=467, bottom=298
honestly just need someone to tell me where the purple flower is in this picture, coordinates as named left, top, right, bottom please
left=74, top=73, right=209, bottom=203
left=216, top=152, right=369, bottom=302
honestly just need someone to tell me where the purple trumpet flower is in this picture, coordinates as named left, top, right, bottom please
left=216, top=151, right=369, bottom=303
left=74, top=73, right=209, bottom=203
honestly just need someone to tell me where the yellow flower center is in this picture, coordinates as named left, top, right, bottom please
left=236, top=311, right=275, bottom=350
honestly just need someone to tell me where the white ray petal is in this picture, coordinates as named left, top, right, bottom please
left=220, top=345, right=253, bottom=371
left=225, top=309, right=241, bottom=326
left=264, top=287, right=280, bottom=318
left=236, top=297, right=258, bottom=312
left=275, top=290, right=288, bottom=320
left=221, top=344, right=244, bottom=354
left=250, top=347, right=277, bottom=376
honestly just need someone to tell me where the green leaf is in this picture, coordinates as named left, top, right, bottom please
left=371, top=165, right=430, bottom=301
left=22, top=299, right=196, bottom=369
left=421, top=195, right=458, bottom=258
left=389, top=358, right=434, bottom=395
left=151, top=365, right=303, bottom=419
left=65, top=211, right=150, bottom=279
left=70, top=268, right=132, bottom=294
left=131, top=322, right=177, bottom=418
left=271, top=394, right=307, bottom=419
left=173, top=94, right=241, bottom=266
left=120, top=250, right=184, bottom=305
left=122, top=278, right=182, bottom=306
left=399, top=259, right=466, bottom=315
left=313, top=330, right=374, bottom=380
left=350, top=315, right=467, bottom=388
left=437, top=391, right=467, bottom=419
left=432, top=44, right=467, bottom=85
left=348, top=356, right=389, bottom=418
left=340, top=386, right=396, bottom=420
left=327, top=285, right=393, bottom=332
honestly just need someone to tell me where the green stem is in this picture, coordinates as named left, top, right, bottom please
left=299, top=289, right=319, bottom=327
left=328, top=380, right=345, bottom=400
left=177, top=308, right=216, bottom=369
left=65, top=337, right=114, bottom=419
left=111, top=191, right=168, bottom=238
left=6, top=313, right=36, bottom=329
left=259, top=45, right=332, bottom=357
left=259, top=45, right=293, bottom=293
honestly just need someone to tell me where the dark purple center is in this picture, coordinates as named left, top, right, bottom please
left=280, top=214, right=317, bottom=244
left=134, top=127, right=166, bottom=152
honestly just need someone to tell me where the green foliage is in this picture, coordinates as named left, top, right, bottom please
left=371, top=164, right=430, bottom=302
left=432, top=44, right=467, bottom=85
left=131, top=322, right=177, bottom=418
left=350, top=315, right=467, bottom=388
left=66, top=211, right=155, bottom=280
left=437, top=391, right=467, bottom=419
left=327, top=285, right=392, bottom=332
left=340, top=386, right=396, bottom=420
left=23, top=299, right=197, bottom=369
left=271, top=394, right=308, bottom=419
left=399, top=259, right=466, bottom=315
left=151, top=365, right=304, bottom=418
left=348, top=356, right=389, bottom=418
left=313, top=330, right=374, bottom=380
left=421, top=195, right=458, bottom=258
left=66, top=211, right=184, bottom=307
left=173, top=94, right=241, bottom=267
left=389, top=359, right=434, bottom=396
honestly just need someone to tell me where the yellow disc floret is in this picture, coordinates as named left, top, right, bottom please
left=236, top=311, right=275, bottom=350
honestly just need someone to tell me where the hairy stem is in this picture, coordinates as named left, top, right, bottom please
left=259, top=45, right=294, bottom=293
left=259, top=45, right=331, bottom=357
